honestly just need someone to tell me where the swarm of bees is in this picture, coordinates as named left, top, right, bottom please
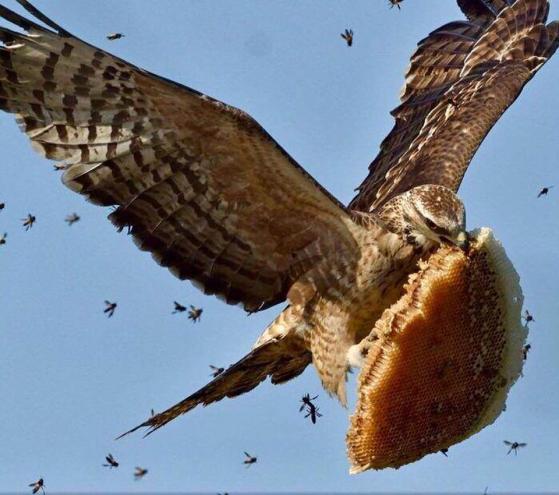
left=340, top=28, right=353, bottom=47
left=104, top=301, right=118, bottom=318
left=3, top=0, right=552, bottom=490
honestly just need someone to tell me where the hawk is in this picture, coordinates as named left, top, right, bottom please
left=0, top=0, right=556, bottom=436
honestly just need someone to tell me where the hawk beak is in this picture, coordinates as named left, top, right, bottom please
left=455, top=231, right=469, bottom=252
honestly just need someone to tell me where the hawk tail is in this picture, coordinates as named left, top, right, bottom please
left=118, top=331, right=310, bottom=438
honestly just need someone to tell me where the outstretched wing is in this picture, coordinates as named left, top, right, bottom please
left=0, top=1, right=360, bottom=312
left=350, top=0, right=559, bottom=212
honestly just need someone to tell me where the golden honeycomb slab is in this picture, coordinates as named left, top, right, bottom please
left=347, top=228, right=527, bottom=473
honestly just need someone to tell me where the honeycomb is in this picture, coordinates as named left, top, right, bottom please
left=347, top=228, right=527, bottom=473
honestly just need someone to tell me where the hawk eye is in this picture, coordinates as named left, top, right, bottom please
left=424, top=218, right=437, bottom=230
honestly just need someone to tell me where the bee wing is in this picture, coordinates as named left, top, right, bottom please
left=503, top=440, right=512, bottom=445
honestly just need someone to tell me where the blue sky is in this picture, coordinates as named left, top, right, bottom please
left=1, top=0, right=558, bottom=493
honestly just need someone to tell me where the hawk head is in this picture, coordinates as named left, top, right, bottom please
left=380, top=185, right=468, bottom=251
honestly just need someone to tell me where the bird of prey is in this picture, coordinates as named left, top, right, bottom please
left=21, top=213, right=35, bottom=231
left=103, top=453, right=119, bottom=468
left=64, top=212, right=80, bottom=226
left=504, top=440, right=527, bottom=455
left=341, top=28, right=354, bottom=46
left=537, top=185, right=553, bottom=197
left=133, top=467, right=148, bottom=480
left=106, top=33, right=124, bottom=41
left=28, top=478, right=44, bottom=495
left=243, top=452, right=257, bottom=467
left=187, top=305, right=203, bottom=322
left=103, top=300, right=117, bottom=318
left=0, top=0, right=556, bottom=436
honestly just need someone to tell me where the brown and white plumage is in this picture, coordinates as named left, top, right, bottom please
left=350, top=0, right=559, bottom=211
left=0, top=0, right=359, bottom=313
left=0, top=0, right=555, bottom=435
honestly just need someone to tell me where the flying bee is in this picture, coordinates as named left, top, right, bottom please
left=305, top=405, right=322, bottom=424
left=28, top=478, right=45, bottom=495
left=243, top=452, right=257, bottom=467
left=107, top=33, right=125, bottom=41
left=65, top=213, right=80, bottom=226
left=172, top=301, right=187, bottom=313
left=0, top=202, right=4, bottom=210
left=134, top=467, right=148, bottom=480
left=103, top=453, right=119, bottom=468
left=299, top=393, right=318, bottom=411
left=440, top=448, right=449, bottom=457
left=537, top=185, right=553, bottom=197
left=299, top=394, right=322, bottom=424
left=504, top=440, right=527, bottom=455
left=389, top=0, right=404, bottom=9
left=340, top=28, right=353, bottom=47
left=522, top=344, right=531, bottom=361
left=104, top=300, right=117, bottom=318
left=22, top=213, right=36, bottom=231
left=522, top=310, right=535, bottom=324
left=209, top=365, right=225, bottom=378
left=53, top=163, right=67, bottom=171
left=0, top=233, right=6, bottom=246
left=188, top=305, right=203, bottom=322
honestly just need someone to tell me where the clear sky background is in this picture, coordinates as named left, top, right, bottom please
left=0, top=1, right=558, bottom=493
